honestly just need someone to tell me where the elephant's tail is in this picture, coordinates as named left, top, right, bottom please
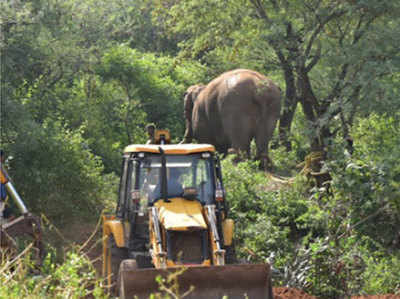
left=252, top=78, right=281, bottom=121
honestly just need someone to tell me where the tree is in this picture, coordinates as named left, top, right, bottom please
left=154, top=0, right=400, bottom=154
left=0, top=0, right=119, bottom=220
left=96, top=45, right=207, bottom=142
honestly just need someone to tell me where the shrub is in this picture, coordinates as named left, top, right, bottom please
left=220, top=115, right=400, bottom=297
left=329, top=113, right=400, bottom=248
left=8, top=119, right=118, bottom=225
left=0, top=247, right=107, bottom=298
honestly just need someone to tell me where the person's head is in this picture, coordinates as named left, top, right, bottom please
left=146, top=124, right=156, bottom=137
left=0, top=150, right=5, bottom=164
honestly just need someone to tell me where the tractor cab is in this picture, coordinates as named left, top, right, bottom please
left=110, top=143, right=231, bottom=269
left=116, top=144, right=227, bottom=219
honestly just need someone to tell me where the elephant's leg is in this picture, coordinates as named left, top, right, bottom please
left=255, top=116, right=279, bottom=170
left=216, top=144, right=229, bottom=157
left=225, top=116, right=253, bottom=161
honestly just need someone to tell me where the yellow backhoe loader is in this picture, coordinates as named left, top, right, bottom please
left=0, top=163, right=44, bottom=262
left=103, top=130, right=273, bottom=298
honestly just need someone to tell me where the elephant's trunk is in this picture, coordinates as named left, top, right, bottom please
left=182, top=85, right=206, bottom=143
left=182, top=120, right=193, bottom=143
left=182, top=93, right=194, bottom=143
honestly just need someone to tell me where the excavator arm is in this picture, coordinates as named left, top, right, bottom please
left=0, top=164, right=45, bottom=262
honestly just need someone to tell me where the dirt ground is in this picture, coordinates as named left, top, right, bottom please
left=58, top=220, right=104, bottom=274
left=273, top=287, right=400, bottom=299
left=351, top=295, right=400, bottom=299
left=273, top=287, right=318, bottom=299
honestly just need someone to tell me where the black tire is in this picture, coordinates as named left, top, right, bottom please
left=267, top=276, right=274, bottom=299
left=117, top=259, right=138, bottom=299
left=133, top=253, right=153, bottom=268
left=225, top=242, right=238, bottom=264
left=109, top=235, right=128, bottom=291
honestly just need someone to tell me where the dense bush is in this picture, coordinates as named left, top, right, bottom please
left=7, top=117, right=118, bottom=225
left=329, top=113, right=400, bottom=247
left=0, top=248, right=107, bottom=298
left=221, top=112, right=400, bottom=298
left=96, top=45, right=207, bottom=143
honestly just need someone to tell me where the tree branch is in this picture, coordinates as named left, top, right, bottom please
left=353, top=15, right=376, bottom=44
left=325, top=63, right=349, bottom=105
left=268, top=0, right=279, bottom=11
left=305, top=42, right=321, bottom=73
left=338, top=201, right=390, bottom=240
left=249, top=0, right=270, bottom=23
left=304, top=8, right=346, bottom=60
left=298, top=66, right=319, bottom=122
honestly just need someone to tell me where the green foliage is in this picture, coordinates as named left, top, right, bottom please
left=8, top=117, right=118, bottom=224
left=155, top=0, right=400, bottom=151
left=0, top=248, right=107, bottom=298
left=96, top=45, right=207, bottom=142
left=292, top=113, right=400, bottom=296
left=329, top=113, right=400, bottom=247
left=222, top=157, right=317, bottom=264
left=361, top=250, right=400, bottom=294
left=2, top=0, right=400, bottom=297
left=152, top=268, right=194, bottom=299
left=221, top=116, right=400, bottom=296
left=268, top=145, right=303, bottom=176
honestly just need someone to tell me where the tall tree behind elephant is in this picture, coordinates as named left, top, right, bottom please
left=182, top=69, right=281, bottom=169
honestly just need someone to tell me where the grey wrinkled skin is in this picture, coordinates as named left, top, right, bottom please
left=182, top=69, right=281, bottom=168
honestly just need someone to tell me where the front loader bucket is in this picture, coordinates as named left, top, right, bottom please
left=119, top=263, right=273, bottom=299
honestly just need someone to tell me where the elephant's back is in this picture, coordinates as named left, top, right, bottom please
left=200, top=69, right=280, bottom=110
left=192, top=74, right=230, bottom=146
left=192, top=69, right=281, bottom=149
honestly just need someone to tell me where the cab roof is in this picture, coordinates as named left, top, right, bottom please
left=123, top=144, right=216, bottom=155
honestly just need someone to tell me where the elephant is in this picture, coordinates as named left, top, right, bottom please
left=182, top=69, right=281, bottom=168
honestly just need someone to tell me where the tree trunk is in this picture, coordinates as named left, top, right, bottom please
left=278, top=87, right=297, bottom=151
left=273, top=49, right=298, bottom=151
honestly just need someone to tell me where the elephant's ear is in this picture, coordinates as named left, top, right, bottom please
left=184, top=84, right=204, bottom=104
left=184, top=86, right=196, bottom=117
left=191, top=84, right=205, bottom=102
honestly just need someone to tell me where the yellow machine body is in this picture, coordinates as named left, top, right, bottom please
left=155, top=198, right=207, bottom=231
left=222, top=218, right=234, bottom=246
left=103, top=142, right=273, bottom=298
left=123, top=143, right=216, bottom=155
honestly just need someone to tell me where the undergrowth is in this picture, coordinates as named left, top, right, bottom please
left=220, top=113, right=400, bottom=298
left=0, top=247, right=107, bottom=298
